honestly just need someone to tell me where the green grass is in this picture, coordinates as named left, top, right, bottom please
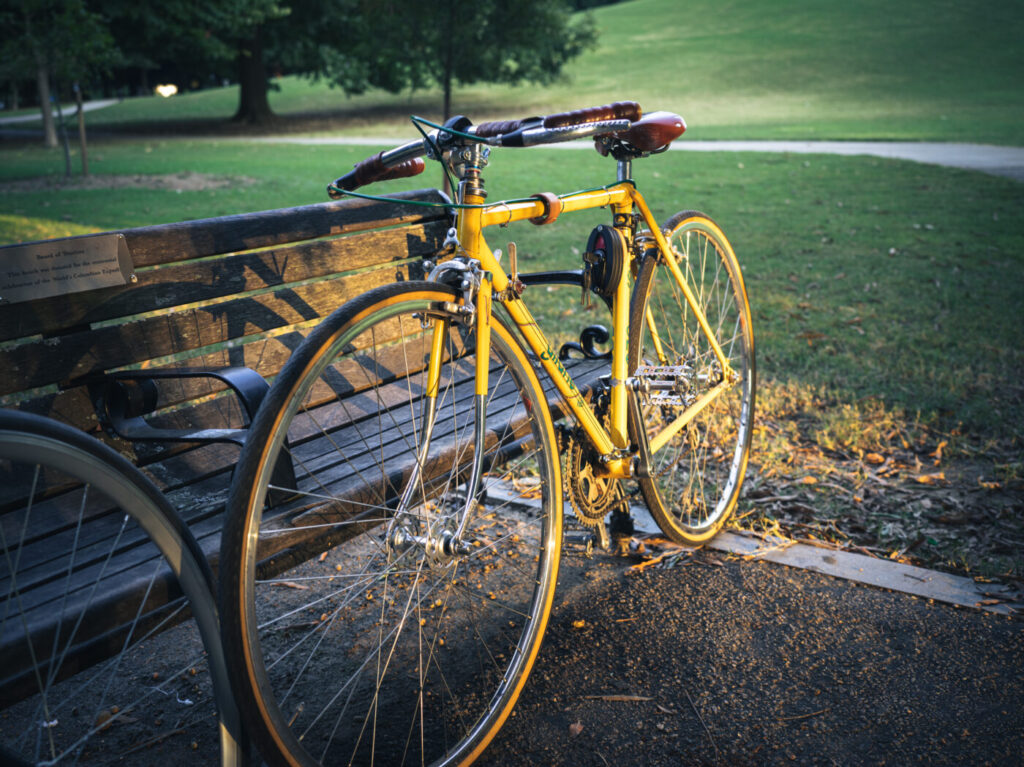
left=8, top=0, right=1022, bottom=143
left=2, top=139, right=1021, bottom=444
left=2, top=140, right=1021, bottom=575
left=2, top=0, right=1021, bottom=575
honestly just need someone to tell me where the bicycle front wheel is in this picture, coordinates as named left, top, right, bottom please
left=220, top=281, right=562, bottom=766
left=628, top=211, right=755, bottom=545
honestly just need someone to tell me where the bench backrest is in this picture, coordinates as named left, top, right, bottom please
left=0, top=188, right=449, bottom=462
left=0, top=190, right=449, bottom=700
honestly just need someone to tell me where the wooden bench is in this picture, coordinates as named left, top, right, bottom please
left=0, top=186, right=609, bottom=708
left=0, top=189, right=453, bottom=700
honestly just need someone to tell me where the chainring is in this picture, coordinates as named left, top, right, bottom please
left=564, top=430, right=626, bottom=527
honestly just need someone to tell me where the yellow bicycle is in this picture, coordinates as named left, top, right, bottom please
left=220, top=101, right=754, bottom=766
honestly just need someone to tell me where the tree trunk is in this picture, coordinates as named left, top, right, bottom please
left=233, top=26, right=275, bottom=124
left=36, top=63, right=57, bottom=148
left=7, top=80, right=19, bottom=111
left=440, top=0, right=455, bottom=196
left=74, top=82, right=89, bottom=176
left=442, top=75, right=452, bottom=125
left=442, top=0, right=455, bottom=122
left=54, top=84, right=71, bottom=178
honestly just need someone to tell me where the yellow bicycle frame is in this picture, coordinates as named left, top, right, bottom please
left=449, top=181, right=735, bottom=479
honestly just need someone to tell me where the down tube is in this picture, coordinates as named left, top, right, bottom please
left=500, top=294, right=619, bottom=459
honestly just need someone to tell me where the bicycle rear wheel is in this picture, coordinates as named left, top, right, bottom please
left=220, top=281, right=562, bottom=766
left=0, top=411, right=242, bottom=766
left=628, top=211, right=755, bottom=545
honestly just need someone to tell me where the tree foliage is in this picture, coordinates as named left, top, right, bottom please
left=0, top=0, right=118, bottom=146
left=0, top=0, right=598, bottom=128
left=322, top=0, right=598, bottom=120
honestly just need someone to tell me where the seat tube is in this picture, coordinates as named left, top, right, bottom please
left=609, top=199, right=634, bottom=448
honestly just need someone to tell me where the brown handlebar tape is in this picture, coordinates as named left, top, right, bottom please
left=543, top=101, right=641, bottom=130
left=332, top=153, right=425, bottom=193
left=375, top=158, right=426, bottom=182
left=474, top=102, right=642, bottom=139
left=473, top=118, right=532, bottom=138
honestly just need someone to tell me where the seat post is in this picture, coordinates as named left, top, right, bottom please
left=617, top=158, right=632, bottom=181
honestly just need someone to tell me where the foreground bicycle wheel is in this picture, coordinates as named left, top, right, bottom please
left=628, top=211, right=755, bottom=545
left=220, top=281, right=562, bottom=766
left=0, top=411, right=241, bottom=766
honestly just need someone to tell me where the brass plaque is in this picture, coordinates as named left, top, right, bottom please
left=0, top=233, right=134, bottom=304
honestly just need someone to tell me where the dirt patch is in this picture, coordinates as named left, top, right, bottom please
left=0, top=172, right=257, bottom=193
left=741, top=379, right=1024, bottom=586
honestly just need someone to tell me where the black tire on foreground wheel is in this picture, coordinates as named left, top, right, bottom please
left=628, top=211, right=755, bottom=545
left=0, top=411, right=242, bottom=766
left=220, top=281, right=562, bottom=767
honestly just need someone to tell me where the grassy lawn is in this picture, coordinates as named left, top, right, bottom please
left=1, top=0, right=1021, bottom=579
left=6, top=0, right=1022, bottom=143
left=2, top=139, right=1021, bottom=576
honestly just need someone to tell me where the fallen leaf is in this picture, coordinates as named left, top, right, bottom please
left=865, top=453, right=885, bottom=465
left=274, top=581, right=311, bottom=590
left=800, top=476, right=818, bottom=485
left=796, top=331, right=826, bottom=346
left=915, top=472, right=945, bottom=485
left=978, top=478, right=1001, bottom=490
left=569, top=721, right=584, bottom=737
left=572, top=619, right=586, bottom=629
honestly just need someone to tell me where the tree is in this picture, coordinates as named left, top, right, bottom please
left=103, top=0, right=234, bottom=98
left=100, top=0, right=292, bottom=124
left=202, top=1, right=291, bottom=124
left=323, top=0, right=598, bottom=121
left=0, top=0, right=117, bottom=151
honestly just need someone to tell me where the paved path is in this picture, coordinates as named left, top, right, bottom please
left=3, top=106, right=1021, bottom=180
left=476, top=548, right=1023, bottom=766
left=247, top=135, right=1024, bottom=182
left=674, top=140, right=1024, bottom=182
left=0, top=98, right=120, bottom=125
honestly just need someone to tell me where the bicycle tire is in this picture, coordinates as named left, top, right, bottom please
left=628, top=211, right=755, bottom=544
left=0, top=410, right=243, bottom=766
left=220, top=280, right=562, bottom=767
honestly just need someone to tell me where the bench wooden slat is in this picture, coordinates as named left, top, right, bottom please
left=122, top=189, right=448, bottom=268
left=2, top=265, right=428, bottom=397
left=0, top=221, right=446, bottom=344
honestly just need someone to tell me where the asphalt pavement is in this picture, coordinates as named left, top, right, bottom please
left=477, top=547, right=1023, bottom=766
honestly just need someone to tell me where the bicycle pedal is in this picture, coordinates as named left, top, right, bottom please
left=632, top=364, right=692, bottom=406
left=563, top=530, right=597, bottom=557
